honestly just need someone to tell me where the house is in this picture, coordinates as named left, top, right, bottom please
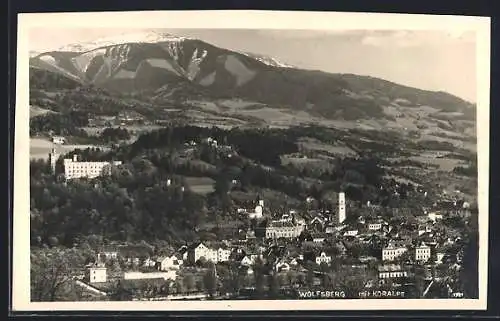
left=186, top=242, right=218, bottom=265
left=52, top=136, right=65, bottom=145
left=435, top=251, right=446, bottom=264
left=367, top=219, right=384, bottom=231
left=418, top=224, right=433, bottom=236
left=240, top=255, right=253, bottom=266
left=142, top=257, right=157, bottom=268
left=100, top=248, right=119, bottom=260
left=276, top=261, right=290, bottom=272
left=217, top=247, right=232, bottom=262
left=247, top=253, right=264, bottom=265
left=156, top=255, right=183, bottom=271
left=428, top=212, right=443, bottom=222
left=126, top=257, right=140, bottom=266
left=325, top=225, right=336, bottom=234
left=343, top=229, right=358, bottom=237
left=315, top=252, right=332, bottom=265
left=88, top=255, right=107, bottom=284
left=313, top=236, right=326, bottom=243
left=311, top=232, right=327, bottom=243
left=309, top=217, right=325, bottom=232
left=265, top=220, right=305, bottom=239
left=123, top=271, right=177, bottom=281
left=248, top=200, right=265, bottom=219
left=382, top=243, right=408, bottom=261
left=377, top=264, right=408, bottom=280
left=415, top=244, right=432, bottom=262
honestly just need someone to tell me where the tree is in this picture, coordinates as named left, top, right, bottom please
left=306, top=269, right=315, bottom=288
left=108, top=280, right=133, bottom=301
left=30, top=247, right=88, bottom=302
left=183, top=274, right=196, bottom=293
left=253, top=258, right=266, bottom=297
left=203, top=267, right=217, bottom=298
left=269, top=274, right=280, bottom=298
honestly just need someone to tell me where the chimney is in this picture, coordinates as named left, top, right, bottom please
left=73, top=154, right=78, bottom=162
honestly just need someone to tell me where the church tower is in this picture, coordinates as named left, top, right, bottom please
left=48, top=148, right=58, bottom=174
left=338, top=192, right=346, bottom=224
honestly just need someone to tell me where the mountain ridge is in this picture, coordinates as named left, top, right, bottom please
left=29, top=32, right=476, bottom=127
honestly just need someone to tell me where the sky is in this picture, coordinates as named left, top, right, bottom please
left=29, top=28, right=477, bottom=102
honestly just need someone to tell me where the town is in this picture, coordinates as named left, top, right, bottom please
left=31, top=132, right=476, bottom=302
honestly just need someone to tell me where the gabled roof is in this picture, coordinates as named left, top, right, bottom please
left=187, top=241, right=205, bottom=250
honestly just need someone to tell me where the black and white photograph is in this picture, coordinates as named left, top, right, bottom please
left=13, top=11, right=490, bottom=311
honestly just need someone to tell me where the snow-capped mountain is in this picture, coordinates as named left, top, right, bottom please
left=30, top=31, right=286, bottom=92
left=29, top=51, right=41, bottom=58
left=56, top=31, right=191, bottom=53
left=241, top=52, right=295, bottom=68
left=29, top=31, right=474, bottom=120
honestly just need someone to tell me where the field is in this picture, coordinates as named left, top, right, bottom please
left=298, top=137, right=357, bottom=156
left=30, top=138, right=108, bottom=160
left=29, top=106, right=56, bottom=118
left=408, top=156, right=467, bottom=171
left=183, top=176, right=215, bottom=195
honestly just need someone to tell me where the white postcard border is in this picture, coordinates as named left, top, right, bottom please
left=13, top=10, right=491, bottom=311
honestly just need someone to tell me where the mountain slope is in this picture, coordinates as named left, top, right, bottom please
left=29, top=31, right=475, bottom=122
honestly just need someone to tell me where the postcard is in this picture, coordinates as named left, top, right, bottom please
left=13, top=10, right=490, bottom=311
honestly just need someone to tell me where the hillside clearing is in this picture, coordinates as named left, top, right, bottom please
left=183, top=176, right=215, bottom=195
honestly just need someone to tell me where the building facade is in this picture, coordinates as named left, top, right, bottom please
left=382, top=244, right=408, bottom=261
left=315, top=252, right=332, bottom=265
left=156, top=255, right=183, bottom=271
left=52, top=136, right=66, bottom=144
left=63, top=154, right=122, bottom=180
left=217, top=247, right=231, bottom=262
left=265, top=220, right=305, bottom=239
left=378, top=264, right=408, bottom=279
left=368, top=223, right=383, bottom=231
left=415, top=244, right=432, bottom=262
left=187, top=243, right=219, bottom=264
left=88, top=264, right=107, bottom=284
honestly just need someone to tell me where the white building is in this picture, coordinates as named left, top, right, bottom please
left=217, top=247, right=231, bottom=262
left=63, top=155, right=122, bottom=180
left=156, top=255, right=183, bottom=270
left=378, top=264, right=408, bottom=279
left=88, top=258, right=107, bottom=284
left=418, top=225, right=433, bottom=236
left=276, top=262, right=291, bottom=272
left=100, top=249, right=118, bottom=259
left=382, top=243, right=408, bottom=261
left=315, top=252, right=332, bottom=265
left=52, top=136, right=65, bottom=144
left=415, top=244, right=432, bottom=262
left=428, top=212, right=443, bottom=222
left=123, top=271, right=177, bottom=281
left=187, top=242, right=219, bottom=264
left=265, top=220, right=305, bottom=239
left=338, top=192, right=346, bottom=224
left=343, top=229, right=359, bottom=237
left=368, top=222, right=383, bottom=231
left=436, top=252, right=446, bottom=264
